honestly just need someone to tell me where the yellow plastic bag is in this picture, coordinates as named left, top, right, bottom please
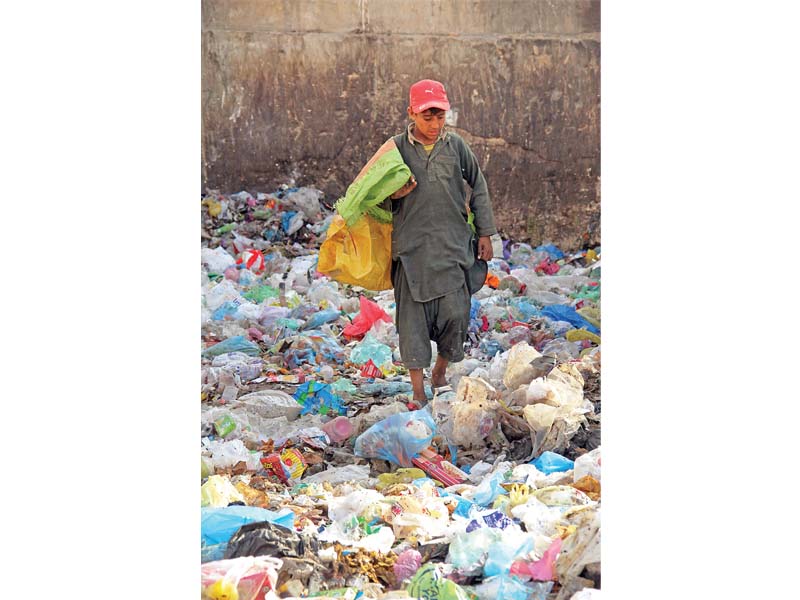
left=318, top=214, right=393, bottom=291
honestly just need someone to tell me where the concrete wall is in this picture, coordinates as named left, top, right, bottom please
left=202, top=0, right=600, bottom=250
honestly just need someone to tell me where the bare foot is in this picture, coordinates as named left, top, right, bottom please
left=409, top=395, right=427, bottom=410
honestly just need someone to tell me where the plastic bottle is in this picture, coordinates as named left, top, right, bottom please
left=322, top=416, right=354, bottom=443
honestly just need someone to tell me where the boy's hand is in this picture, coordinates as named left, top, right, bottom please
left=477, top=236, right=493, bottom=261
left=390, top=176, right=417, bottom=199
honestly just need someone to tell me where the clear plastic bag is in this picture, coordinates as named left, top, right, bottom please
left=326, top=489, right=385, bottom=521
left=205, top=279, right=244, bottom=312
left=471, top=575, right=553, bottom=600
left=234, top=390, right=302, bottom=421
left=283, top=187, right=324, bottom=219
left=447, top=527, right=504, bottom=575
left=573, top=447, right=601, bottom=482
left=202, top=336, right=260, bottom=358
left=202, top=247, right=237, bottom=274
left=302, top=464, right=371, bottom=485
left=200, top=556, right=282, bottom=600
left=449, top=377, right=499, bottom=449
left=354, top=408, right=436, bottom=467
left=306, top=279, right=346, bottom=310
left=503, top=342, right=543, bottom=391
left=349, top=332, right=393, bottom=367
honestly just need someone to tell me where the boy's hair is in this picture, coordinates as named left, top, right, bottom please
left=424, top=107, right=446, bottom=115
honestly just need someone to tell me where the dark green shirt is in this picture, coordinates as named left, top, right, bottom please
left=389, top=125, right=497, bottom=302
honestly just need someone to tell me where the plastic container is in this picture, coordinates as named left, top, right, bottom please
left=321, top=416, right=354, bottom=443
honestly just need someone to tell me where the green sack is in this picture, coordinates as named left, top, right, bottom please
left=334, top=147, right=411, bottom=227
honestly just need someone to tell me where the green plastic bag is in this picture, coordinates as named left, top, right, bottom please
left=407, top=563, right=472, bottom=600
left=334, top=145, right=411, bottom=226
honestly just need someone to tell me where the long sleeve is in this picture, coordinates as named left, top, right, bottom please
left=459, top=139, right=497, bottom=237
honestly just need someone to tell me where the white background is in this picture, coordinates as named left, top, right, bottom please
left=1, top=1, right=798, bottom=598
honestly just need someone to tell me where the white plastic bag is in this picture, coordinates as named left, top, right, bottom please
left=318, top=519, right=395, bottom=554
left=200, top=246, right=236, bottom=274
left=206, top=439, right=259, bottom=470
left=326, top=489, right=385, bottom=521
left=503, top=342, right=543, bottom=391
left=451, top=377, right=499, bottom=448
left=570, top=589, right=602, bottom=600
left=307, top=279, right=346, bottom=310
left=303, top=464, right=371, bottom=485
left=510, top=498, right=565, bottom=537
left=573, top=447, right=601, bottom=482
left=284, top=187, right=323, bottom=219
left=234, top=390, right=302, bottom=421
left=202, top=247, right=236, bottom=273
left=205, top=279, right=244, bottom=312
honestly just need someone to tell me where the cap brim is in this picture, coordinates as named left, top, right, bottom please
left=413, top=100, right=451, bottom=113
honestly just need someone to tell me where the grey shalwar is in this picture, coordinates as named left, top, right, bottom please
left=388, top=125, right=497, bottom=369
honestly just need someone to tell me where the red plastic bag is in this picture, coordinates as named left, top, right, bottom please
left=343, top=296, right=392, bottom=339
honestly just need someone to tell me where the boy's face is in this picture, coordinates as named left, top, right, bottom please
left=407, top=107, right=446, bottom=144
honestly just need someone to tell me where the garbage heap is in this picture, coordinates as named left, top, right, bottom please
left=200, top=187, right=602, bottom=600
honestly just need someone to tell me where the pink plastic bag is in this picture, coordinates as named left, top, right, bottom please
left=510, top=537, right=562, bottom=581
left=343, top=296, right=391, bottom=339
left=200, top=556, right=282, bottom=600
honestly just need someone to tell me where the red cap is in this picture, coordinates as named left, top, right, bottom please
left=409, top=79, right=450, bottom=113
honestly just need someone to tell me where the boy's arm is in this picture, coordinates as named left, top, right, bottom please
left=458, top=138, right=497, bottom=238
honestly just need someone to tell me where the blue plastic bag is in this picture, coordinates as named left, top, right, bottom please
left=301, top=309, right=341, bottom=330
left=535, top=244, right=565, bottom=260
left=470, top=298, right=481, bottom=320
left=439, top=491, right=475, bottom=518
left=480, top=339, right=504, bottom=358
left=531, top=451, right=575, bottom=475
left=202, top=335, right=261, bottom=358
left=201, top=505, right=295, bottom=562
left=483, top=535, right=537, bottom=578
left=509, top=297, right=542, bottom=322
left=354, top=408, right=436, bottom=467
left=293, top=381, right=345, bottom=416
left=540, top=305, right=600, bottom=334
left=281, top=210, right=298, bottom=232
left=472, top=471, right=508, bottom=506
left=212, top=300, right=241, bottom=321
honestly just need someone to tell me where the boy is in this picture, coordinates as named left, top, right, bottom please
left=387, top=79, right=497, bottom=405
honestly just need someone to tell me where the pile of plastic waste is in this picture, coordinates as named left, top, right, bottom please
left=200, top=186, right=602, bottom=600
